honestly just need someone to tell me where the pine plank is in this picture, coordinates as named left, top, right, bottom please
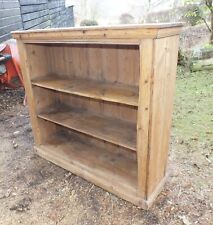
left=38, top=106, right=137, bottom=151
left=137, top=40, right=154, bottom=198
left=37, top=132, right=137, bottom=190
left=32, top=75, right=139, bottom=106
left=147, top=35, right=180, bottom=197
left=35, top=132, right=146, bottom=207
left=12, top=23, right=183, bottom=41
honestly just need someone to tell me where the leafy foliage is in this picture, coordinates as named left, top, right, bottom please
left=183, top=4, right=203, bottom=26
left=185, top=0, right=212, bottom=31
left=178, top=50, right=189, bottom=66
left=202, top=42, right=213, bottom=50
left=80, top=19, right=98, bottom=26
left=119, top=13, right=135, bottom=24
left=185, top=0, right=213, bottom=43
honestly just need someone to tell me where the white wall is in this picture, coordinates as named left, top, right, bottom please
left=68, top=0, right=184, bottom=25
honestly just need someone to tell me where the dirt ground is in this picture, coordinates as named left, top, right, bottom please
left=0, top=68, right=212, bottom=225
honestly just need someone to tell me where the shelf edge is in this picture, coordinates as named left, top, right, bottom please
left=35, top=145, right=148, bottom=208
left=32, top=82, right=138, bottom=107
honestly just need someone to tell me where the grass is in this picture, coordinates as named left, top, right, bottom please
left=202, top=43, right=213, bottom=50
left=173, top=66, right=213, bottom=146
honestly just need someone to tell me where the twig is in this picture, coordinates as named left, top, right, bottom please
left=201, top=17, right=212, bottom=32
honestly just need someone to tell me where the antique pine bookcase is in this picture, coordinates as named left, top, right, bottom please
left=13, top=23, right=182, bottom=209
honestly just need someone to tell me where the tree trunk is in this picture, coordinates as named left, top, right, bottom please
left=210, top=10, right=213, bottom=44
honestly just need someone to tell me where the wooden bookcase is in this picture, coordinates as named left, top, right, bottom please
left=13, top=23, right=182, bottom=209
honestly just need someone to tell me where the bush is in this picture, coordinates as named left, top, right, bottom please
left=183, top=4, right=203, bottom=26
left=178, top=49, right=190, bottom=67
left=80, top=19, right=98, bottom=26
left=119, top=13, right=134, bottom=24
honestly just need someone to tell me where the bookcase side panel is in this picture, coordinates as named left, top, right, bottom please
left=16, top=41, right=53, bottom=145
left=137, top=39, right=154, bottom=198
left=147, top=35, right=180, bottom=199
left=16, top=41, right=40, bottom=145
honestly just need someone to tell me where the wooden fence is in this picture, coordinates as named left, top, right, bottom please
left=0, top=0, right=74, bottom=43
left=0, top=0, right=23, bottom=42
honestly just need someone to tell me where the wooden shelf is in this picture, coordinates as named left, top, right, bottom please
left=36, top=132, right=137, bottom=197
left=38, top=107, right=136, bottom=151
left=32, top=75, right=139, bottom=107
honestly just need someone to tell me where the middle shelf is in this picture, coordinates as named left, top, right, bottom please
left=38, top=106, right=137, bottom=151
left=32, top=75, right=139, bottom=107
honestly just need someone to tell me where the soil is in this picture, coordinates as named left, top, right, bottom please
left=0, top=68, right=212, bottom=225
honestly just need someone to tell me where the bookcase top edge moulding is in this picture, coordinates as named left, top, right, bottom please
left=13, top=22, right=183, bottom=209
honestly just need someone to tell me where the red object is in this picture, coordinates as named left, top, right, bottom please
left=0, top=39, right=23, bottom=88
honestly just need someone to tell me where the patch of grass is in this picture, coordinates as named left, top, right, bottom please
left=202, top=43, right=213, bottom=50
left=173, top=66, right=213, bottom=143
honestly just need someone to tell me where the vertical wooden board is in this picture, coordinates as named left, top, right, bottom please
left=131, top=46, right=140, bottom=87
left=64, top=129, right=137, bottom=161
left=37, top=118, right=58, bottom=144
left=52, top=46, right=66, bottom=76
left=33, top=86, right=59, bottom=114
left=118, top=46, right=131, bottom=85
left=117, top=45, right=140, bottom=86
left=19, top=43, right=57, bottom=145
left=45, top=44, right=140, bottom=86
left=137, top=39, right=154, bottom=198
left=87, top=44, right=103, bottom=81
left=48, top=45, right=83, bottom=78
left=147, top=35, right=180, bottom=197
left=25, top=44, right=50, bottom=80
left=101, top=45, right=119, bottom=83
left=87, top=44, right=105, bottom=113
left=62, top=45, right=69, bottom=76
left=46, top=45, right=54, bottom=74
left=51, top=91, right=137, bottom=124
left=16, top=41, right=44, bottom=145
left=130, top=45, right=140, bottom=86
left=73, top=45, right=88, bottom=79
left=64, top=45, right=77, bottom=77
left=118, top=104, right=137, bottom=123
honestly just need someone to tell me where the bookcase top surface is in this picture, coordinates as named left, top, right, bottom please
left=12, top=23, right=183, bottom=41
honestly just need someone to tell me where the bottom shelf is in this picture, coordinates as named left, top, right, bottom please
left=35, top=131, right=149, bottom=207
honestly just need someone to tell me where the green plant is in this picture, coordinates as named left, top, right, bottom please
left=183, top=4, right=203, bottom=26
left=185, top=0, right=213, bottom=44
left=202, top=42, right=213, bottom=49
left=119, top=13, right=135, bottom=24
left=178, top=50, right=189, bottom=66
left=80, top=19, right=98, bottom=26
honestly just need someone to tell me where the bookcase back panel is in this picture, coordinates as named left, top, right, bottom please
left=33, top=86, right=137, bottom=123
left=46, top=44, right=140, bottom=86
left=37, top=118, right=137, bottom=161
left=26, top=44, right=51, bottom=80
left=33, top=86, right=137, bottom=152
